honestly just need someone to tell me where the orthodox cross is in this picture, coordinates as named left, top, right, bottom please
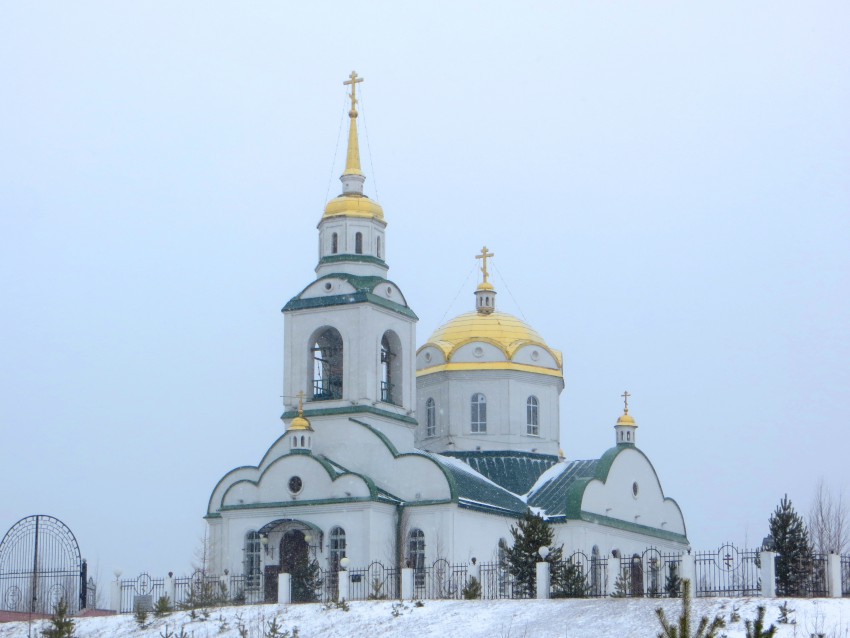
left=621, top=390, right=631, bottom=414
left=476, top=246, right=494, bottom=284
left=343, top=70, right=364, bottom=114
left=296, top=390, right=306, bottom=416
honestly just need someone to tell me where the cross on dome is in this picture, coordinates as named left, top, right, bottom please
left=621, top=390, right=631, bottom=415
left=475, top=246, right=494, bottom=286
left=343, top=70, right=364, bottom=117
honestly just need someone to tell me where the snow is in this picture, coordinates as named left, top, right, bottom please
left=4, top=597, right=849, bottom=638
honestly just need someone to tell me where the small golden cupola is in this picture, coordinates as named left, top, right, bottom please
left=474, top=246, right=496, bottom=315
left=614, top=391, right=638, bottom=446
left=287, top=392, right=314, bottom=452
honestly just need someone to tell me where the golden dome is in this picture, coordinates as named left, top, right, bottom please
left=288, top=414, right=313, bottom=431
left=616, top=413, right=636, bottom=427
left=423, top=311, right=562, bottom=366
left=322, top=194, right=384, bottom=221
left=477, top=281, right=495, bottom=291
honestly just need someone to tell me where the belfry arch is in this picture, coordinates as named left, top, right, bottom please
left=310, top=327, right=343, bottom=400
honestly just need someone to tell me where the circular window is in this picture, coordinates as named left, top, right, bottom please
left=386, top=286, right=393, bottom=297
left=473, top=346, right=484, bottom=358
left=530, top=350, right=540, bottom=361
left=424, top=352, right=432, bottom=362
left=289, top=476, right=303, bottom=495
left=632, top=482, right=639, bottom=498
left=324, top=282, right=333, bottom=292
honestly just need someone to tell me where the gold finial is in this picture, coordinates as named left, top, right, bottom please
left=621, top=390, right=631, bottom=414
left=476, top=246, right=494, bottom=286
left=343, top=70, right=364, bottom=117
left=342, top=71, right=364, bottom=177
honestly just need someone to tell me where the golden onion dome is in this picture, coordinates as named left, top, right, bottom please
left=422, top=311, right=562, bottom=367
left=616, top=413, right=636, bottom=427
left=288, top=414, right=313, bottom=431
left=322, top=194, right=384, bottom=221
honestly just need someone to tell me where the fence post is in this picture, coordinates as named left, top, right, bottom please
left=759, top=551, right=776, bottom=597
left=470, top=560, right=481, bottom=584
left=165, top=573, right=175, bottom=605
left=679, top=553, right=695, bottom=595
left=109, top=578, right=122, bottom=613
left=401, top=568, right=414, bottom=600
left=536, top=561, right=550, bottom=599
left=277, top=573, right=291, bottom=604
left=607, top=556, right=621, bottom=596
left=826, top=554, right=842, bottom=598
left=338, top=571, right=350, bottom=602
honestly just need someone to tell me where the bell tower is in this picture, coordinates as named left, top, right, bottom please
left=281, top=72, right=418, bottom=452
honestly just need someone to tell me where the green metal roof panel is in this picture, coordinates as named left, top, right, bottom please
left=526, top=459, right=600, bottom=516
left=439, top=450, right=559, bottom=494
left=429, top=454, right=529, bottom=516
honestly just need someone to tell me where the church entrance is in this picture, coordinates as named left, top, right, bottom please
left=261, top=528, right=317, bottom=603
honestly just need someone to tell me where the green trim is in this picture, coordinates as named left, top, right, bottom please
left=577, top=511, right=688, bottom=544
left=282, top=291, right=418, bottom=319
left=282, top=404, right=418, bottom=426
left=318, top=254, right=388, bottom=268
left=458, top=500, right=530, bottom=519
left=347, top=418, right=401, bottom=456
left=221, top=496, right=374, bottom=511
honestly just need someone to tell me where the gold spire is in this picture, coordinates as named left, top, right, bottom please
left=342, top=70, right=364, bottom=177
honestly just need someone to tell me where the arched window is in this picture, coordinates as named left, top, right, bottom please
left=244, top=531, right=261, bottom=589
left=331, top=232, right=339, bottom=254
left=381, top=331, right=402, bottom=405
left=376, top=236, right=382, bottom=259
left=329, top=526, right=346, bottom=571
left=425, top=398, right=436, bottom=437
left=471, top=393, right=487, bottom=433
left=526, top=396, right=539, bottom=435
left=312, top=327, right=343, bottom=400
left=355, top=232, right=363, bottom=254
left=407, top=529, right=426, bottom=590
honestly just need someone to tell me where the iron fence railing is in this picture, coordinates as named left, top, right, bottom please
left=694, top=544, right=760, bottom=597
left=110, top=550, right=850, bottom=612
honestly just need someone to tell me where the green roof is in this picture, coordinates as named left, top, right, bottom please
left=282, top=273, right=418, bottom=319
left=429, top=454, right=529, bottom=516
left=439, top=451, right=559, bottom=495
left=526, top=459, right=600, bottom=515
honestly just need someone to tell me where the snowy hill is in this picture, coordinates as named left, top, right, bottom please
left=2, top=597, right=848, bottom=638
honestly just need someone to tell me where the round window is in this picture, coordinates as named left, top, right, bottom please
left=531, top=350, right=540, bottom=361
left=632, top=482, right=639, bottom=498
left=386, top=286, right=393, bottom=297
left=289, top=476, right=303, bottom=495
left=424, top=352, right=432, bottom=362
left=324, top=282, right=333, bottom=292
left=473, top=346, right=484, bottom=358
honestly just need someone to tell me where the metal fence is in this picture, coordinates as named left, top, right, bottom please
left=479, top=561, right=530, bottom=599
left=320, top=562, right=400, bottom=602
left=555, top=551, right=608, bottom=598
left=119, top=571, right=257, bottom=613
left=842, top=555, right=850, bottom=597
left=694, top=544, right=760, bottom=597
left=615, top=548, right=685, bottom=598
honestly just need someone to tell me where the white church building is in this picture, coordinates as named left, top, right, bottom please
left=205, top=72, right=687, bottom=598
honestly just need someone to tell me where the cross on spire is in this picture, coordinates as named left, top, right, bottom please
left=621, top=390, right=631, bottom=414
left=476, top=246, right=494, bottom=285
left=297, top=390, right=306, bottom=416
left=343, top=70, right=364, bottom=116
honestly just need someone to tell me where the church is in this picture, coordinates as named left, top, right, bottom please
left=205, top=72, right=688, bottom=597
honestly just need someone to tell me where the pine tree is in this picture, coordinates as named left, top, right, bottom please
left=552, top=561, right=588, bottom=598
left=291, top=556, right=323, bottom=603
left=655, top=579, right=725, bottom=638
left=768, top=494, right=813, bottom=596
left=42, top=599, right=75, bottom=638
left=665, top=563, right=682, bottom=597
left=744, top=606, right=778, bottom=638
left=499, top=510, right=563, bottom=598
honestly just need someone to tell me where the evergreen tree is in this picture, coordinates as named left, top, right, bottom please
left=655, top=579, right=725, bottom=638
left=499, top=510, right=563, bottom=598
left=291, top=556, right=323, bottom=603
left=552, top=561, right=588, bottom=598
left=744, top=606, right=778, bottom=638
left=768, top=494, right=813, bottom=596
left=42, top=599, right=75, bottom=638
left=665, top=563, right=682, bottom=598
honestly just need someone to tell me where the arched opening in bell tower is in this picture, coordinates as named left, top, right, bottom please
left=380, top=330, right=402, bottom=405
left=310, top=327, right=343, bottom=400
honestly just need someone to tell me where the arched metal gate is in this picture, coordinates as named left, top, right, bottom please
left=0, top=515, right=87, bottom=614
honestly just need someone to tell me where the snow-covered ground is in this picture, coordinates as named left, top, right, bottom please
left=2, top=597, right=849, bottom=638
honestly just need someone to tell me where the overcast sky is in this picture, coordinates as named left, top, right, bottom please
left=1, top=2, right=848, bottom=580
